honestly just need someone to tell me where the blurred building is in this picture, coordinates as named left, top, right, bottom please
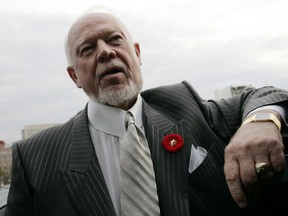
left=21, top=123, right=58, bottom=139
left=0, top=141, right=12, bottom=186
left=214, top=85, right=252, bottom=100
left=0, top=141, right=4, bottom=149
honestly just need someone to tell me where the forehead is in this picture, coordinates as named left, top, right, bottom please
left=68, top=13, right=126, bottom=44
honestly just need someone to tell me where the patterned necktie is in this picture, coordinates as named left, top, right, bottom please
left=120, top=112, right=160, bottom=215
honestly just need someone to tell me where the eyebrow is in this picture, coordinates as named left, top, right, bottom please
left=74, top=29, right=126, bottom=54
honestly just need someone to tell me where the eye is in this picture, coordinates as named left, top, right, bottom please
left=80, top=45, right=94, bottom=56
left=108, top=34, right=123, bottom=43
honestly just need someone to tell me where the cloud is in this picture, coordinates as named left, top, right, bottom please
left=0, top=0, right=288, bottom=143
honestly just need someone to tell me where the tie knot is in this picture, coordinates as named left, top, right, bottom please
left=125, top=112, right=135, bottom=129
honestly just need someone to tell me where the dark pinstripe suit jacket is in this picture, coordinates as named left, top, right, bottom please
left=5, top=81, right=288, bottom=216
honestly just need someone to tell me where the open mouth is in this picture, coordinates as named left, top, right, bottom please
left=100, top=66, right=124, bottom=80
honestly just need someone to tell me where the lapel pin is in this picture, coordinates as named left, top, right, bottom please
left=162, top=134, right=184, bottom=152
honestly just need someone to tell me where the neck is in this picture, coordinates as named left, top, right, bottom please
left=110, top=97, right=138, bottom=111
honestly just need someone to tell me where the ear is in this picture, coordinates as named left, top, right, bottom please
left=67, top=66, right=82, bottom=88
left=134, top=42, right=142, bottom=65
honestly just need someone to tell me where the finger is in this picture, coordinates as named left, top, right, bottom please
left=256, top=126, right=285, bottom=177
left=253, top=136, right=285, bottom=178
left=238, top=158, right=264, bottom=200
left=269, top=142, right=285, bottom=178
left=224, top=157, right=247, bottom=208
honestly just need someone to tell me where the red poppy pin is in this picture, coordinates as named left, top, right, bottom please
left=162, top=134, right=184, bottom=152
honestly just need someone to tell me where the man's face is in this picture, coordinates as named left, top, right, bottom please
left=67, top=13, right=143, bottom=109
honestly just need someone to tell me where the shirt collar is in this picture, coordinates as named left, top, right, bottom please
left=87, top=95, right=143, bottom=138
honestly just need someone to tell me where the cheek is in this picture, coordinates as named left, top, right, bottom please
left=133, top=67, right=143, bottom=87
left=75, top=68, right=97, bottom=90
left=76, top=59, right=97, bottom=78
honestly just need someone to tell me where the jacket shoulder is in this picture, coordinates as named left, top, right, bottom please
left=141, top=81, right=203, bottom=102
left=15, top=109, right=86, bottom=151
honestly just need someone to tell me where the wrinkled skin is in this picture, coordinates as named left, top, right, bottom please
left=225, top=112, right=285, bottom=208
left=66, top=13, right=143, bottom=110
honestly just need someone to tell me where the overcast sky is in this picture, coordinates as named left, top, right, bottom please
left=1, top=0, right=288, bottom=144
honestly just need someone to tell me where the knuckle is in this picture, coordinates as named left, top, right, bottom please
left=225, top=171, right=238, bottom=183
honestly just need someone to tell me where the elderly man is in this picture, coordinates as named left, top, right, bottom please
left=5, top=10, right=288, bottom=216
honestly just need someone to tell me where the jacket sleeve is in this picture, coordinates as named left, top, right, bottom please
left=5, top=143, right=33, bottom=216
left=182, top=81, right=288, bottom=140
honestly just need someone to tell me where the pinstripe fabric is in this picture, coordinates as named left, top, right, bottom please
left=6, top=110, right=116, bottom=216
left=5, top=81, right=288, bottom=216
left=58, top=111, right=116, bottom=216
left=141, top=81, right=288, bottom=215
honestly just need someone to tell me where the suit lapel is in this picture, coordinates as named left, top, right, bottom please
left=60, top=100, right=194, bottom=215
left=143, top=102, right=192, bottom=216
left=60, top=108, right=116, bottom=216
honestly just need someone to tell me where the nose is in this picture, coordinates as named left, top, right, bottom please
left=96, top=40, right=116, bottom=62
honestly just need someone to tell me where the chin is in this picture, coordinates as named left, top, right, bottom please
left=93, top=80, right=141, bottom=106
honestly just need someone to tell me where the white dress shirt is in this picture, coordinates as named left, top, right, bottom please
left=87, top=95, right=143, bottom=216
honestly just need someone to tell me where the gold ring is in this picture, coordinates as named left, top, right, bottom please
left=255, top=162, right=271, bottom=176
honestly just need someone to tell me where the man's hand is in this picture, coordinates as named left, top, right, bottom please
left=224, top=114, right=285, bottom=208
